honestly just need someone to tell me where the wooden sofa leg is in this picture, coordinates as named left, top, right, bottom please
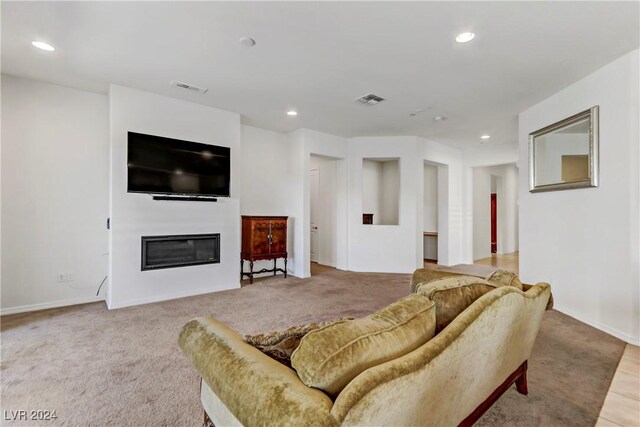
left=203, top=410, right=215, bottom=427
left=516, top=361, right=528, bottom=395
left=458, top=361, right=529, bottom=426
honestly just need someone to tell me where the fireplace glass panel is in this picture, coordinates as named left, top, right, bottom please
left=141, top=234, right=220, bottom=270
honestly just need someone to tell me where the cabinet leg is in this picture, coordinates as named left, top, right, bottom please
left=249, top=261, right=254, bottom=284
left=240, top=259, right=244, bottom=281
left=273, top=259, right=277, bottom=276
left=284, top=258, right=288, bottom=278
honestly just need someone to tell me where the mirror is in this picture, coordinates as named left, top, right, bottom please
left=362, top=158, right=400, bottom=225
left=529, top=106, right=599, bottom=192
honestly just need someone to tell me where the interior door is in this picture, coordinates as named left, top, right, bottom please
left=310, top=168, right=319, bottom=263
left=490, top=193, right=497, bottom=253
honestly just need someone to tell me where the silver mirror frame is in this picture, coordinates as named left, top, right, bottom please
left=529, top=106, right=599, bottom=193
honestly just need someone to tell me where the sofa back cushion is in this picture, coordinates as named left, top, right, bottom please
left=415, top=276, right=500, bottom=333
left=485, top=270, right=524, bottom=290
left=410, top=269, right=464, bottom=293
left=291, top=294, right=436, bottom=397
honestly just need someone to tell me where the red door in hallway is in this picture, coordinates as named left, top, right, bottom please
left=491, top=193, right=497, bottom=253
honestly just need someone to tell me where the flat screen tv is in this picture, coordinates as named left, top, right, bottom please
left=127, top=132, right=230, bottom=197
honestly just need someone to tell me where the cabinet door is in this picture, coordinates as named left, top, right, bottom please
left=251, top=219, right=271, bottom=256
left=270, top=219, right=287, bottom=254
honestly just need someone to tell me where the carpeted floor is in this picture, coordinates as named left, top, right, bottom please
left=0, top=267, right=625, bottom=426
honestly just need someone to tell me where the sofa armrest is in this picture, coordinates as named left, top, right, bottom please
left=179, top=317, right=338, bottom=427
left=523, top=283, right=554, bottom=310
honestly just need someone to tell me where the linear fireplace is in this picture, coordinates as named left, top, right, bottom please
left=141, top=234, right=220, bottom=271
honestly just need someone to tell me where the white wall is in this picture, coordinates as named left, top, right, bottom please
left=1, top=75, right=108, bottom=314
left=108, top=85, right=241, bottom=309
left=473, top=167, right=493, bottom=260
left=519, top=49, right=639, bottom=344
left=362, top=159, right=400, bottom=225
left=362, top=159, right=383, bottom=224
left=380, top=160, right=400, bottom=225
left=0, top=75, right=503, bottom=315
left=288, top=128, right=348, bottom=278
left=472, top=164, right=519, bottom=260
left=350, top=137, right=464, bottom=272
left=240, top=131, right=464, bottom=276
left=240, top=125, right=292, bottom=215
left=499, top=165, right=519, bottom=254
left=239, top=125, right=293, bottom=276
left=348, top=137, right=419, bottom=273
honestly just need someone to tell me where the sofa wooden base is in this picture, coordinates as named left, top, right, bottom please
left=458, top=360, right=528, bottom=427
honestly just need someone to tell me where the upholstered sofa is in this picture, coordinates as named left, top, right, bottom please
left=179, top=270, right=551, bottom=426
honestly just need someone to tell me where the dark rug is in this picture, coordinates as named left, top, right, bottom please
left=0, top=267, right=624, bottom=426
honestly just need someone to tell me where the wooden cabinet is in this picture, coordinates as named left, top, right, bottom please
left=241, top=216, right=288, bottom=284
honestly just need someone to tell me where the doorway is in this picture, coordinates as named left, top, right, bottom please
left=472, top=163, right=518, bottom=261
left=309, top=155, right=339, bottom=274
left=491, top=193, right=497, bottom=253
left=423, top=162, right=439, bottom=263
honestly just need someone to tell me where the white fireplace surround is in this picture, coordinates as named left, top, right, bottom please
left=107, top=85, right=241, bottom=309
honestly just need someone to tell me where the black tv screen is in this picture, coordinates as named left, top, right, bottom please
left=127, top=132, right=230, bottom=197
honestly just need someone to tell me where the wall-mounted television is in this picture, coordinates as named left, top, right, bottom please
left=127, top=132, right=231, bottom=197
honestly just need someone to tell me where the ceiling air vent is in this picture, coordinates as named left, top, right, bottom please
left=355, top=93, right=385, bottom=105
left=170, top=80, right=208, bottom=94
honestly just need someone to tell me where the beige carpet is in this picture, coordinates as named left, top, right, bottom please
left=0, top=267, right=625, bottom=426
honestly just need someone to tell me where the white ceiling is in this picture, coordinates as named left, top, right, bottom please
left=2, top=1, right=638, bottom=149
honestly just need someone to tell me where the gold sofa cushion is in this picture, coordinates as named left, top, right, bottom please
left=410, top=269, right=465, bottom=293
left=291, top=294, right=436, bottom=397
left=244, top=318, right=352, bottom=367
left=415, top=276, right=500, bottom=333
left=486, top=269, right=524, bottom=290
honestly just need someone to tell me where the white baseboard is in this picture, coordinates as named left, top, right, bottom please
left=0, top=296, right=106, bottom=316
left=106, top=284, right=240, bottom=310
left=553, top=303, right=640, bottom=346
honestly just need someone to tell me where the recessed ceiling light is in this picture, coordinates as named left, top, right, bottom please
left=480, top=135, right=491, bottom=140
left=239, top=37, right=256, bottom=47
left=287, top=110, right=298, bottom=116
left=32, top=41, right=55, bottom=51
left=455, top=32, right=475, bottom=43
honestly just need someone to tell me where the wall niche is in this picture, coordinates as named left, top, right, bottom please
left=362, top=158, right=400, bottom=225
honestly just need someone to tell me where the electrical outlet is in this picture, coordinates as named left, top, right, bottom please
left=57, top=273, right=73, bottom=283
